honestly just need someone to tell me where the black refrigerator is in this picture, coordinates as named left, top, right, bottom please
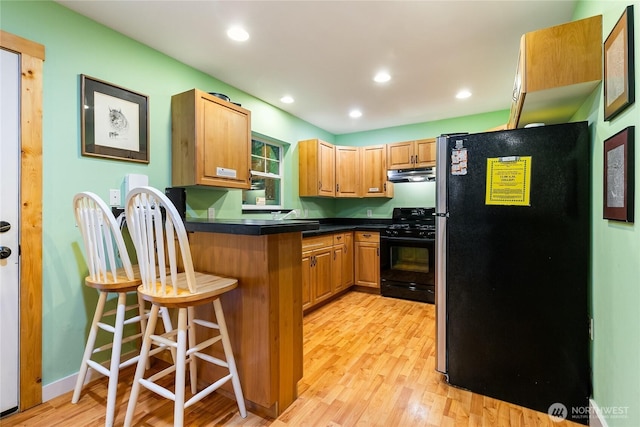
left=434, top=122, right=591, bottom=424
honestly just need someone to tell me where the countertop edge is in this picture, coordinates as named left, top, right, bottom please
left=185, top=219, right=320, bottom=236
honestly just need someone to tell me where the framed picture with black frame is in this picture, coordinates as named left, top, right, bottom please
left=603, top=126, right=634, bottom=222
left=81, top=74, right=149, bottom=163
left=604, top=5, right=635, bottom=121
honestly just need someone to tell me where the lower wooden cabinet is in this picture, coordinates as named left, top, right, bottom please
left=302, top=232, right=354, bottom=311
left=342, top=233, right=354, bottom=288
left=355, top=231, right=380, bottom=288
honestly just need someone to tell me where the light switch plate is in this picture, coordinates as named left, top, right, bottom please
left=109, top=189, right=121, bottom=206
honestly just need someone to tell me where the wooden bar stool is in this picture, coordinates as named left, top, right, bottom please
left=71, top=192, right=172, bottom=427
left=123, top=186, right=246, bottom=427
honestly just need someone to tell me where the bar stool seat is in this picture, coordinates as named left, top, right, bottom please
left=123, top=186, right=246, bottom=427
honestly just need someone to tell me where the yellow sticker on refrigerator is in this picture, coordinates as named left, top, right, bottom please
left=485, top=156, right=531, bottom=206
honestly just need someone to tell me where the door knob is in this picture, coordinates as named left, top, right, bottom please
left=0, top=246, right=11, bottom=259
left=0, top=221, right=10, bottom=233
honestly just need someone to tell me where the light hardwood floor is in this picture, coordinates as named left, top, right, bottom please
left=2, top=292, right=583, bottom=426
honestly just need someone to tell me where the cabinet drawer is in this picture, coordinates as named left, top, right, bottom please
left=302, top=235, right=334, bottom=251
left=332, top=233, right=346, bottom=245
left=355, top=231, right=380, bottom=243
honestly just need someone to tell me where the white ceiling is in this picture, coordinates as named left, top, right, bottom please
left=56, top=0, right=577, bottom=135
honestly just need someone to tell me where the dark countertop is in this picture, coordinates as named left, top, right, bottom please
left=185, top=218, right=320, bottom=235
left=184, top=217, right=391, bottom=237
left=302, top=223, right=387, bottom=237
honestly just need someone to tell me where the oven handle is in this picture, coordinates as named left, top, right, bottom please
left=380, top=236, right=435, bottom=244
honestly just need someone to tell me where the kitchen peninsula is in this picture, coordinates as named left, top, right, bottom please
left=184, top=219, right=318, bottom=418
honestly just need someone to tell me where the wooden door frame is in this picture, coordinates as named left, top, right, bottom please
left=1, top=30, right=44, bottom=411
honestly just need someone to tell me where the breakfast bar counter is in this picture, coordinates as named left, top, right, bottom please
left=185, top=219, right=319, bottom=417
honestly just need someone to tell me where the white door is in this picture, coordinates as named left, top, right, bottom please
left=0, top=47, right=21, bottom=416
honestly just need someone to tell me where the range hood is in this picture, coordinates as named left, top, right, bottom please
left=387, top=167, right=436, bottom=182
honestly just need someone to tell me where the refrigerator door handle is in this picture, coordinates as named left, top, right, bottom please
left=435, top=135, right=448, bottom=375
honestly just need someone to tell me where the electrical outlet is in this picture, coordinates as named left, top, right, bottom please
left=109, top=189, right=121, bottom=206
left=207, top=207, right=216, bottom=220
left=367, top=209, right=373, bottom=218
left=589, top=318, right=594, bottom=341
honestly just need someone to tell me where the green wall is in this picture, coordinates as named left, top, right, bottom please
left=572, top=2, right=640, bottom=426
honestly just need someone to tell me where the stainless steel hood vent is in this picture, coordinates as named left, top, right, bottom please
left=387, top=167, right=436, bottom=182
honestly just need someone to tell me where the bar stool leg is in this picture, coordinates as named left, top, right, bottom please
left=174, top=307, right=188, bottom=427
left=160, top=307, right=176, bottom=362
left=104, top=292, right=127, bottom=427
left=136, top=293, right=150, bottom=370
left=71, top=291, right=108, bottom=404
left=213, top=299, right=247, bottom=418
left=124, top=304, right=159, bottom=427
left=187, top=306, right=198, bottom=395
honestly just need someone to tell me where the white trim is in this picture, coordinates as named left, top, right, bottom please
left=590, top=399, right=609, bottom=427
left=43, top=370, right=98, bottom=402
left=42, top=351, right=137, bottom=402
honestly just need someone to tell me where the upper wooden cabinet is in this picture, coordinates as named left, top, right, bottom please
left=335, top=145, right=359, bottom=197
left=299, top=139, right=392, bottom=198
left=387, top=138, right=436, bottom=169
left=361, top=145, right=393, bottom=198
left=508, top=15, right=602, bottom=129
left=171, top=89, right=251, bottom=189
left=299, top=139, right=336, bottom=197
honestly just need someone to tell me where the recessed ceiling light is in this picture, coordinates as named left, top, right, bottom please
left=227, top=26, right=249, bottom=42
left=280, top=95, right=294, bottom=104
left=456, top=90, right=472, bottom=99
left=373, top=71, right=391, bottom=83
left=349, top=109, right=363, bottom=118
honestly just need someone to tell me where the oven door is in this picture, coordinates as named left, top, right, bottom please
left=380, top=236, right=435, bottom=303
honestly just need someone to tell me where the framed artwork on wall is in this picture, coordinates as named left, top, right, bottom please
left=604, top=5, right=635, bottom=121
left=603, top=126, right=634, bottom=222
left=81, top=74, right=149, bottom=163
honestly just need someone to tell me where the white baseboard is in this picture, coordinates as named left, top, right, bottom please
left=42, top=351, right=137, bottom=402
left=590, top=399, right=609, bottom=427
left=42, top=369, right=101, bottom=402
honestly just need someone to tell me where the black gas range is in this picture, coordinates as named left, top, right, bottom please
left=380, top=207, right=435, bottom=304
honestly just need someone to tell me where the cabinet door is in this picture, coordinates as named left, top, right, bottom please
left=313, top=247, right=333, bottom=303
left=201, top=96, right=251, bottom=188
left=318, top=141, right=336, bottom=197
left=386, top=141, right=414, bottom=169
left=355, top=242, right=380, bottom=288
left=299, top=139, right=335, bottom=197
left=335, top=146, right=359, bottom=197
left=414, top=139, right=436, bottom=168
left=301, top=250, right=312, bottom=310
left=361, top=145, right=390, bottom=197
left=342, top=232, right=354, bottom=287
left=332, top=245, right=344, bottom=292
